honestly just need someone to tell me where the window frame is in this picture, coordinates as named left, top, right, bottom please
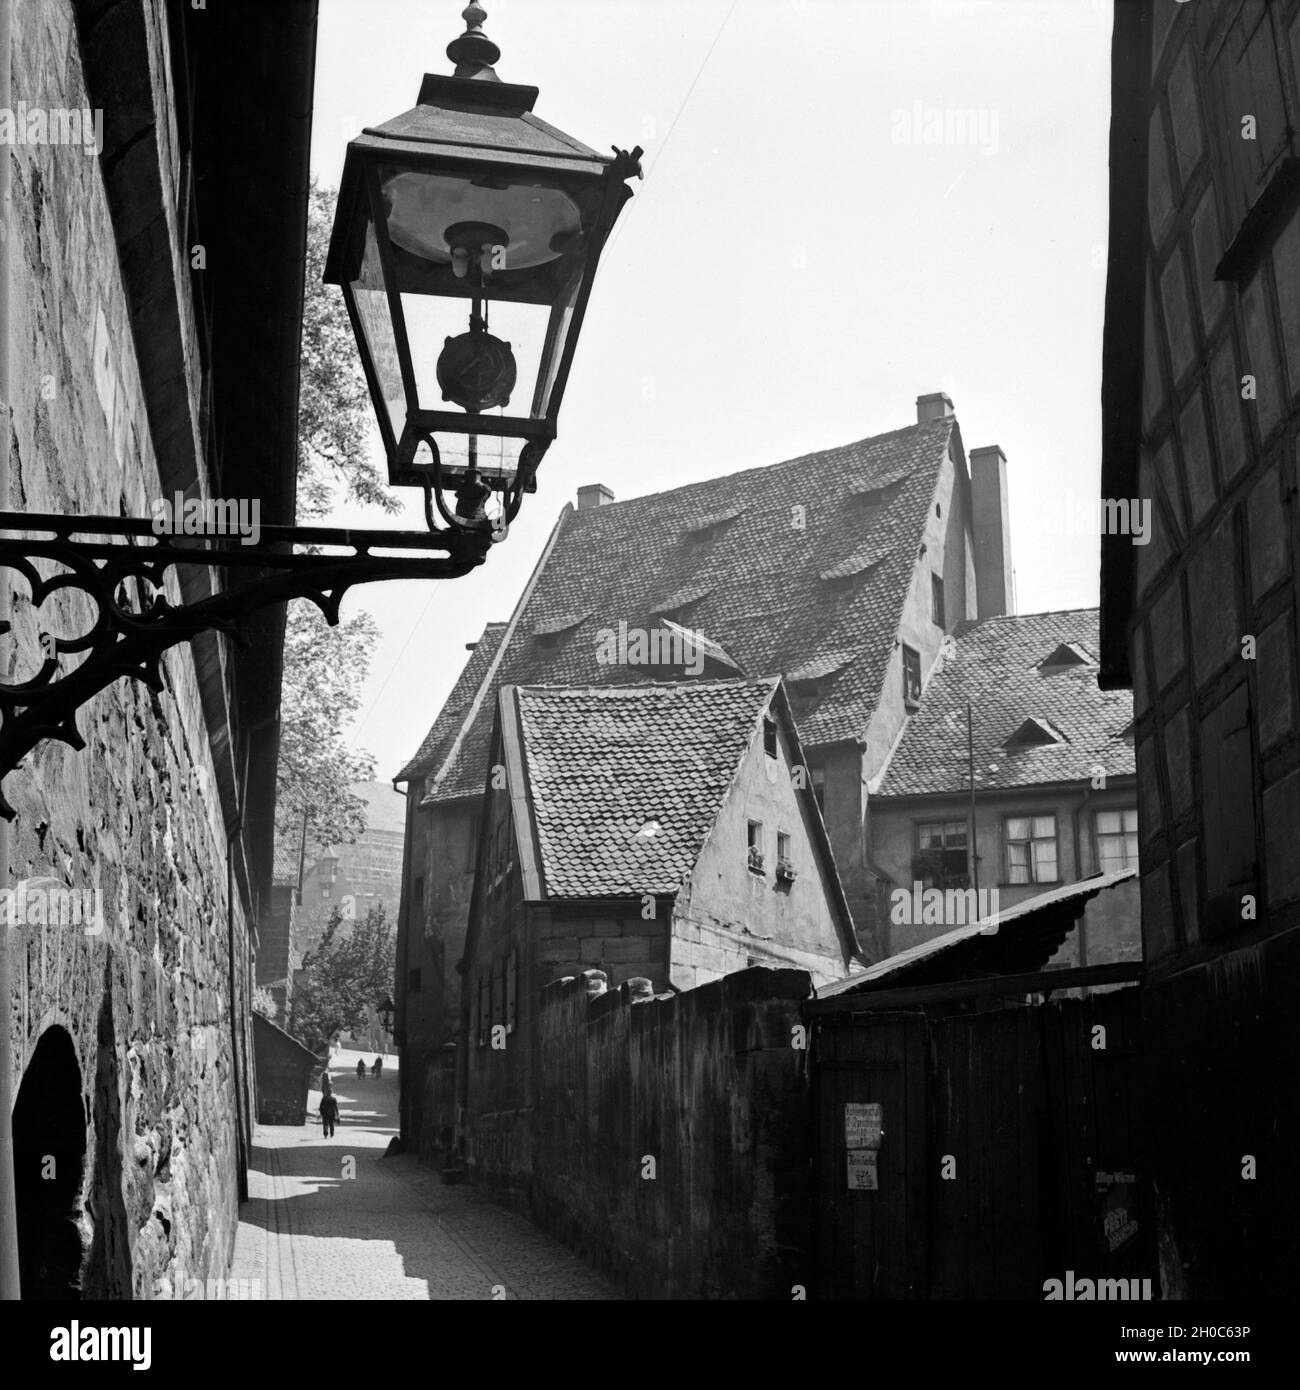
left=931, top=572, right=945, bottom=629
left=763, top=714, right=778, bottom=759
left=913, top=820, right=970, bottom=891
left=747, top=819, right=765, bottom=873
left=1094, top=806, right=1140, bottom=874
left=902, top=644, right=922, bottom=707
left=1002, top=813, right=1060, bottom=886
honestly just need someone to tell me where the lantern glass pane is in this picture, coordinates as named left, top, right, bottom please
left=399, top=291, right=553, bottom=419
left=420, top=432, right=526, bottom=493
left=349, top=219, right=405, bottom=438
left=381, top=169, right=583, bottom=270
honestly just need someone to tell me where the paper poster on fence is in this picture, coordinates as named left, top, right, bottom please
left=844, top=1102, right=883, bottom=1149
left=847, top=1149, right=879, bottom=1191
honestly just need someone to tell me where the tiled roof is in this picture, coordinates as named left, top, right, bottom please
left=396, top=621, right=507, bottom=782
left=512, top=680, right=777, bottom=898
left=418, top=417, right=954, bottom=804
left=874, top=609, right=1135, bottom=797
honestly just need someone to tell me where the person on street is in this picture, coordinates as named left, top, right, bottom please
left=356, top=1059, right=366, bottom=1081
left=320, top=1069, right=333, bottom=1096
left=371, top=1056, right=383, bottom=1079
left=319, top=1091, right=339, bottom=1138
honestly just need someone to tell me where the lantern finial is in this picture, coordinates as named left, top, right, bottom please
left=447, top=3, right=501, bottom=80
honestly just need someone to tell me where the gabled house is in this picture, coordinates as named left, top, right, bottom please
left=394, top=391, right=1021, bottom=1151
left=456, top=678, right=859, bottom=1183
left=872, top=609, right=1139, bottom=960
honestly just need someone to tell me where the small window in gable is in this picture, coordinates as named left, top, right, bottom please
left=902, top=645, right=922, bottom=707
left=763, top=715, right=778, bottom=758
left=747, top=820, right=765, bottom=873
left=931, top=573, right=945, bottom=628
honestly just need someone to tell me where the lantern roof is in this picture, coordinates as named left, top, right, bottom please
left=349, top=75, right=611, bottom=179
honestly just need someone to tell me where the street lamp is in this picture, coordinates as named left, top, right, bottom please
left=0, top=2, right=640, bottom=821
left=378, top=995, right=396, bottom=1034
left=325, top=2, right=642, bottom=537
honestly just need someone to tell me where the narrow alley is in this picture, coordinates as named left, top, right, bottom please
left=228, top=1051, right=622, bottom=1300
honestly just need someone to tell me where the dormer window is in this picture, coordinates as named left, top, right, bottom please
left=850, top=477, right=907, bottom=510
left=683, top=506, right=744, bottom=548
left=1004, top=717, right=1066, bottom=749
left=819, top=544, right=891, bottom=583
left=1038, top=642, right=1093, bottom=670
left=532, top=611, right=589, bottom=650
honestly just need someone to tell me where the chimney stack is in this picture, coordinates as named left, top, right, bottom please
left=969, top=445, right=1016, bottom=619
left=916, top=391, right=954, bottom=424
left=577, top=483, right=615, bottom=511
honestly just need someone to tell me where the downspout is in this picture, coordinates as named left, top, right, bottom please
left=228, top=822, right=248, bottom=1202
left=1071, top=784, right=1094, bottom=967
left=391, top=776, right=412, bottom=1149
left=0, top=0, right=22, bottom=1301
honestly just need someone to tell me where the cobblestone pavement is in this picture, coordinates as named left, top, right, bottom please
left=229, top=1049, right=622, bottom=1300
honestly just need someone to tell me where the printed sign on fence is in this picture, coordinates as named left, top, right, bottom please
left=844, top=1101, right=883, bottom=1150
left=847, top=1149, right=879, bottom=1191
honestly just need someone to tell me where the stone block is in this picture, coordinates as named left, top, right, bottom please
left=1159, top=246, right=1197, bottom=386
left=1150, top=579, right=1186, bottom=691
left=1247, top=465, right=1289, bottom=600
left=1148, top=108, right=1175, bottom=247
left=1188, top=519, right=1240, bottom=686
left=1210, top=334, right=1248, bottom=485
left=1272, top=204, right=1300, bottom=403
left=1191, top=185, right=1227, bottom=335
left=1256, top=613, right=1295, bottom=751
left=1175, top=838, right=1200, bottom=945
left=1264, top=769, right=1300, bottom=907
left=1162, top=706, right=1194, bottom=820
left=1242, top=267, right=1282, bottom=442
left=1178, top=389, right=1216, bottom=527
left=1143, top=281, right=1165, bottom=432
left=1143, top=861, right=1176, bottom=961
left=1167, top=42, right=1202, bottom=185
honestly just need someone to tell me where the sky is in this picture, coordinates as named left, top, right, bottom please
left=308, top=0, right=1114, bottom=781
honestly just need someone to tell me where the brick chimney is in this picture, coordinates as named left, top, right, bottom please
left=969, top=444, right=1016, bottom=619
left=916, top=391, right=954, bottom=424
left=577, top=483, right=615, bottom=510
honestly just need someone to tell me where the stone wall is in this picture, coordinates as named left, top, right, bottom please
left=514, top=966, right=812, bottom=1299
left=4, top=0, right=253, bottom=1299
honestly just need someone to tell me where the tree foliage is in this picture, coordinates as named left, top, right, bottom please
left=276, top=604, right=379, bottom=850
left=289, top=903, right=396, bottom=1053
left=276, top=178, right=398, bottom=852
left=297, top=177, right=398, bottom=519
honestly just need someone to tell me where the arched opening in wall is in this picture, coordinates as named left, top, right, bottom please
left=14, top=1026, right=88, bottom=1299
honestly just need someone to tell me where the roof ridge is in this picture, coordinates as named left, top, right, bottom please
left=566, top=417, right=951, bottom=514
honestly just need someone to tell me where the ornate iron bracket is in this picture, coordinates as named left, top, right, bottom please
left=0, top=511, right=492, bottom=819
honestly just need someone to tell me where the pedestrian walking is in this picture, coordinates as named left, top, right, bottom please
left=320, top=1069, right=333, bottom=1097
left=319, top=1091, right=339, bottom=1138
left=371, top=1056, right=383, bottom=1079
left=356, top=1059, right=366, bottom=1081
